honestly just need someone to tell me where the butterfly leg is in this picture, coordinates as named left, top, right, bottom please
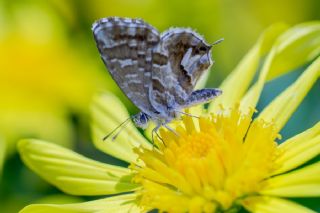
left=151, top=124, right=164, bottom=146
left=175, top=111, right=200, bottom=119
left=163, top=124, right=179, bottom=137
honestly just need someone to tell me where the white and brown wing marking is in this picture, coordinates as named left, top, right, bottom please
left=150, top=28, right=214, bottom=114
left=93, top=17, right=222, bottom=128
left=92, top=17, right=160, bottom=116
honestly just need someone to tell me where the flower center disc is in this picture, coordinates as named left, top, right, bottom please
left=133, top=107, right=279, bottom=213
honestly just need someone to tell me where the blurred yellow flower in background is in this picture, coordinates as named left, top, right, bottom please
left=17, top=22, right=320, bottom=212
left=0, top=1, right=109, bottom=161
left=0, top=3, right=116, bottom=210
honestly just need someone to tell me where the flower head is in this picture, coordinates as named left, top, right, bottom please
left=132, top=107, right=280, bottom=212
left=18, top=22, right=320, bottom=213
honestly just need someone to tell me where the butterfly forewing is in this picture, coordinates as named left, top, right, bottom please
left=92, top=17, right=160, bottom=115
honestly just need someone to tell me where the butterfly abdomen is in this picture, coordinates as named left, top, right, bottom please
left=184, top=88, right=222, bottom=107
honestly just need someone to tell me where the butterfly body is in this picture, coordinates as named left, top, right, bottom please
left=92, top=17, right=222, bottom=129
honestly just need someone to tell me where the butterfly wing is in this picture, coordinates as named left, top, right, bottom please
left=149, top=28, right=213, bottom=113
left=92, top=17, right=160, bottom=115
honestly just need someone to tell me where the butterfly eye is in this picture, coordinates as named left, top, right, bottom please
left=194, top=46, right=207, bottom=54
left=199, top=46, right=207, bottom=52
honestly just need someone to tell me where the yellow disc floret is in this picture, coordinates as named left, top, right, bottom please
left=132, top=106, right=280, bottom=213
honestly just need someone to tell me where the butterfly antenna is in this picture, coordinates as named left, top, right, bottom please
left=103, top=117, right=132, bottom=141
left=211, top=38, right=224, bottom=46
left=111, top=122, right=129, bottom=141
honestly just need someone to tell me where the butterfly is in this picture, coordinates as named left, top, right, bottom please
left=92, top=17, right=222, bottom=137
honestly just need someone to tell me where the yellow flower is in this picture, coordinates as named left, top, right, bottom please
left=18, top=22, right=320, bottom=213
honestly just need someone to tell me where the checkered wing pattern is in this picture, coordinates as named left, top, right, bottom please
left=92, top=17, right=160, bottom=115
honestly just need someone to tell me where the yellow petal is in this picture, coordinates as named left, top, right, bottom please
left=258, top=56, right=320, bottom=131
left=35, top=194, right=83, bottom=205
left=239, top=48, right=276, bottom=114
left=18, top=139, right=138, bottom=196
left=19, top=193, right=141, bottom=213
left=272, top=122, right=320, bottom=175
left=195, top=68, right=210, bottom=90
left=279, top=122, right=320, bottom=150
left=91, top=93, right=152, bottom=163
left=262, top=162, right=320, bottom=197
left=241, top=23, right=320, bottom=114
left=0, top=136, right=5, bottom=176
left=267, top=21, right=320, bottom=80
left=242, top=196, right=316, bottom=213
left=208, top=23, right=288, bottom=112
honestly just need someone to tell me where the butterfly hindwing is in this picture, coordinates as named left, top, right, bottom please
left=150, top=28, right=213, bottom=114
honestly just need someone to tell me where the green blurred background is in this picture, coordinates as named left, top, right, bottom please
left=0, top=0, right=319, bottom=212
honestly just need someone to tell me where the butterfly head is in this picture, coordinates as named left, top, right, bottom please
left=132, top=112, right=150, bottom=129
